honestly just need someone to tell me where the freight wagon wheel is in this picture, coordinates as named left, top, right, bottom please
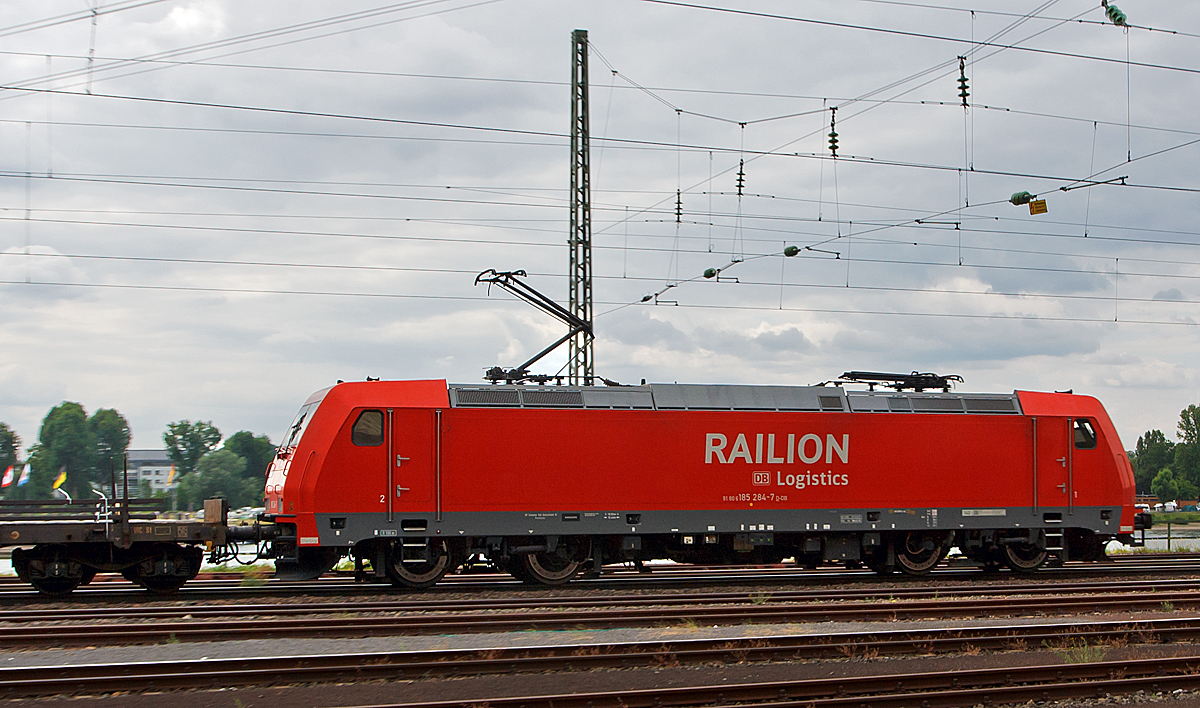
left=894, top=532, right=950, bottom=576
left=1003, top=539, right=1048, bottom=573
left=134, top=543, right=201, bottom=595
left=30, top=575, right=81, bottom=596
left=386, top=539, right=452, bottom=589
left=23, top=545, right=85, bottom=596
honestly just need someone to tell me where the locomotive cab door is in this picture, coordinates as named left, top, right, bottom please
left=386, top=408, right=435, bottom=520
left=1033, top=416, right=1071, bottom=512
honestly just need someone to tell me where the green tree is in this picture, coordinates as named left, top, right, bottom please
left=1132, top=429, right=1176, bottom=495
left=1174, top=405, right=1200, bottom=492
left=1179, top=478, right=1200, bottom=502
left=0, top=423, right=19, bottom=489
left=163, top=420, right=221, bottom=478
left=223, top=431, right=275, bottom=479
left=177, top=449, right=259, bottom=510
left=1152, top=467, right=1180, bottom=504
left=89, top=408, right=131, bottom=488
left=36, top=402, right=97, bottom=500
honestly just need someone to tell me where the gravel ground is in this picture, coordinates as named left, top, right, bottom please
left=5, top=643, right=1200, bottom=708
left=3, top=575, right=1200, bottom=708
left=0, top=611, right=1181, bottom=667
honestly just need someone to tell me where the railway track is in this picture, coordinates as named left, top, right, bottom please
left=1, top=617, right=1197, bottom=700
left=0, top=552, right=1198, bottom=601
left=1, top=575, right=1199, bottom=623
left=4, top=576, right=1200, bottom=647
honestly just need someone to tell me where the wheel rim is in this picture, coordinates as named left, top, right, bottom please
left=1003, top=543, right=1047, bottom=571
left=134, top=544, right=199, bottom=594
left=27, top=545, right=84, bottom=596
left=31, top=576, right=81, bottom=596
left=895, top=532, right=946, bottom=575
left=524, top=552, right=581, bottom=585
left=388, top=540, right=451, bottom=588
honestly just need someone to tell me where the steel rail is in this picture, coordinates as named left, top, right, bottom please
left=324, top=658, right=1200, bottom=708
left=5, top=589, right=1200, bottom=647
left=1, top=575, right=1200, bottom=624
left=0, top=619, right=1198, bottom=700
left=0, top=553, right=1195, bottom=602
left=0, top=555, right=1196, bottom=603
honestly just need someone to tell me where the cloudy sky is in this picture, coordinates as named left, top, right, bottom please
left=1, top=0, right=1197, bottom=451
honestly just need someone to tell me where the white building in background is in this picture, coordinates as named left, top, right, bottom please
left=122, top=450, right=177, bottom=494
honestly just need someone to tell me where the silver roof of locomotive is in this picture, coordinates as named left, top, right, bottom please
left=447, top=383, right=1021, bottom=414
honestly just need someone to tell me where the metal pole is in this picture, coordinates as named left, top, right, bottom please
left=569, top=29, right=594, bottom=386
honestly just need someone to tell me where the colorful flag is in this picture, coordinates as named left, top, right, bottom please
left=167, top=463, right=176, bottom=485
left=52, top=467, right=67, bottom=490
left=1, top=466, right=12, bottom=487
left=17, top=464, right=30, bottom=486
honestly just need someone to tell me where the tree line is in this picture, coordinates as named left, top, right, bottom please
left=1128, top=404, right=1200, bottom=503
left=0, top=402, right=274, bottom=510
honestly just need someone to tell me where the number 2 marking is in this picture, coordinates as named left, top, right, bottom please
left=380, top=494, right=385, bottom=503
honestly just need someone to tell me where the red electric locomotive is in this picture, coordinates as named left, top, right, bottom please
left=259, top=372, right=1147, bottom=587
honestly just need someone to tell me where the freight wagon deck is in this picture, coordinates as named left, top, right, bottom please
left=0, top=498, right=227, bottom=594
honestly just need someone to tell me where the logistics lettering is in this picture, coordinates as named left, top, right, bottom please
left=776, top=471, right=849, bottom=489
left=705, top=432, right=849, bottom=465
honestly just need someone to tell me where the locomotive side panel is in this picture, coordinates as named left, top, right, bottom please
left=436, top=408, right=1038, bottom=513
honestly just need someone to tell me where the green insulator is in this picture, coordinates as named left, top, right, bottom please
left=703, top=268, right=718, bottom=279
left=1105, top=3, right=1127, bottom=26
left=828, top=131, right=839, bottom=156
left=783, top=245, right=800, bottom=258
left=1010, top=191, right=1034, bottom=206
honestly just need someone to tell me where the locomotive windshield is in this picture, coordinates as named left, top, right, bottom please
left=279, top=388, right=330, bottom=452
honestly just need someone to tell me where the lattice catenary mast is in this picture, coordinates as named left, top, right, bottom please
left=568, top=29, right=594, bottom=386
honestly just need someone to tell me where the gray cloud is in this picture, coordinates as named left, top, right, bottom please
left=0, top=1, right=1197, bottom=449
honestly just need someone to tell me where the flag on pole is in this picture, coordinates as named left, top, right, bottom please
left=1, top=466, right=12, bottom=487
left=167, top=463, right=176, bottom=485
left=52, top=467, right=67, bottom=490
left=17, top=464, right=30, bottom=486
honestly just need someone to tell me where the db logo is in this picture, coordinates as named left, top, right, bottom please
left=752, top=472, right=770, bottom=486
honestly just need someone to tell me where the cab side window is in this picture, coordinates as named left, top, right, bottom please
left=1074, top=419, right=1097, bottom=450
left=351, top=410, right=384, bottom=446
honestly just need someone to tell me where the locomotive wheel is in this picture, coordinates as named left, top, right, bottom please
left=1003, top=540, right=1048, bottom=572
left=521, top=538, right=589, bottom=586
left=894, top=532, right=950, bottom=575
left=523, top=552, right=581, bottom=585
left=386, top=539, right=452, bottom=589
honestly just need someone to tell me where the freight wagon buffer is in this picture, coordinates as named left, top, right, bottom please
left=262, top=379, right=1142, bottom=587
